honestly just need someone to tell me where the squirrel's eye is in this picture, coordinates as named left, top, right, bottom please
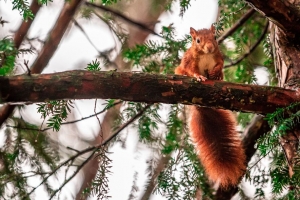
left=196, top=38, right=200, bottom=43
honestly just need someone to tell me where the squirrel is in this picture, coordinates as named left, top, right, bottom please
left=175, top=25, right=246, bottom=188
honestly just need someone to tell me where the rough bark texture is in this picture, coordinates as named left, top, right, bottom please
left=0, top=0, right=42, bottom=127
left=75, top=2, right=168, bottom=198
left=270, top=17, right=300, bottom=181
left=245, top=0, right=300, bottom=41
left=0, top=70, right=299, bottom=114
left=219, top=1, right=300, bottom=199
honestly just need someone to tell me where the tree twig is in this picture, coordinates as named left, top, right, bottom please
left=217, top=8, right=255, bottom=44
left=6, top=101, right=122, bottom=132
left=49, top=149, right=97, bottom=199
left=244, top=0, right=300, bottom=40
left=224, top=21, right=269, bottom=68
left=85, top=2, right=162, bottom=38
left=25, top=104, right=151, bottom=198
left=14, top=0, right=41, bottom=49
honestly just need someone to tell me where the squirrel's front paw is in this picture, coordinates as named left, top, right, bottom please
left=193, top=74, right=207, bottom=82
left=208, top=70, right=223, bottom=80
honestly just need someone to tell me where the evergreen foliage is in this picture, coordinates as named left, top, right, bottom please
left=0, top=0, right=299, bottom=199
left=0, top=38, right=16, bottom=76
left=0, top=118, right=58, bottom=199
left=37, top=100, right=74, bottom=131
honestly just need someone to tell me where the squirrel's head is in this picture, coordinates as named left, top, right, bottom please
left=190, top=25, right=217, bottom=54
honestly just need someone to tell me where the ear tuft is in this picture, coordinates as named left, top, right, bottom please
left=190, top=27, right=197, bottom=38
left=210, top=24, right=216, bottom=34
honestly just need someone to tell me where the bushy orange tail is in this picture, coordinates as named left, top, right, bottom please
left=190, top=106, right=246, bottom=188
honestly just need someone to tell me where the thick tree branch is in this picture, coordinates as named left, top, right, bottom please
left=244, top=0, right=300, bottom=41
left=0, top=70, right=299, bottom=115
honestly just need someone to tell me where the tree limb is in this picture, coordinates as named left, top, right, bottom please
left=0, top=70, right=299, bottom=115
left=244, top=0, right=300, bottom=41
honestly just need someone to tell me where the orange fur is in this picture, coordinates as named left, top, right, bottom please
left=190, top=107, right=246, bottom=187
left=175, top=25, right=246, bottom=188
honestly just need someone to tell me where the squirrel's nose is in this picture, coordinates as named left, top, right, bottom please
left=205, top=42, right=215, bottom=53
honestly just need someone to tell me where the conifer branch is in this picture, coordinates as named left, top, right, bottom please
left=217, top=8, right=255, bottom=44
left=224, top=21, right=269, bottom=68
left=30, top=0, right=83, bottom=73
left=25, top=104, right=150, bottom=198
left=6, top=101, right=122, bottom=132
left=85, top=2, right=162, bottom=38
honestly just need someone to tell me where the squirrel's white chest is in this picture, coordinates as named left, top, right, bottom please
left=197, top=54, right=216, bottom=76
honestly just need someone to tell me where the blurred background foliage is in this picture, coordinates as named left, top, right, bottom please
left=1, top=0, right=298, bottom=199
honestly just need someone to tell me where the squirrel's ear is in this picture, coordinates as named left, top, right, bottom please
left=190, top=27, right=197, bottom=38
left=210, top=24, right=216, bottom=34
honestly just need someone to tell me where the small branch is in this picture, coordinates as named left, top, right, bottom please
left=0, top=0, right=83, bottom=128
left=25, top=104, right=150, bottom=198
left=73, top=19, right=102, bottom=53
left=27, top=145, right=96, bottom=197
left=217, top=8, right=256, bottom=44
left=24, top=60, right=31, bottom=76
left=224, top=20, right=269, bottom=68
left=141, top=154, right=171, bottom=200
left=66, top=146, right=80, bottom=153
left=0, top=0, right=41, bottom=127
left=73, top=18, right=116, bottom=65
left=49, top=149, right=97, bottom=200
left=6, top=101, right=122, bottom=132
left=85, top=2, right=162, bottom=38
left=102, top=104, right=151, bottom=146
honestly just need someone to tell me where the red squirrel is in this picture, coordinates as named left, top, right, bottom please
left=175, top=25, right=246, bottom=188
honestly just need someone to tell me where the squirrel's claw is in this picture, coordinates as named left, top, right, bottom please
left=194, top=74, right=207, bottom=82
left=208, top=69, right=223, bottom=80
